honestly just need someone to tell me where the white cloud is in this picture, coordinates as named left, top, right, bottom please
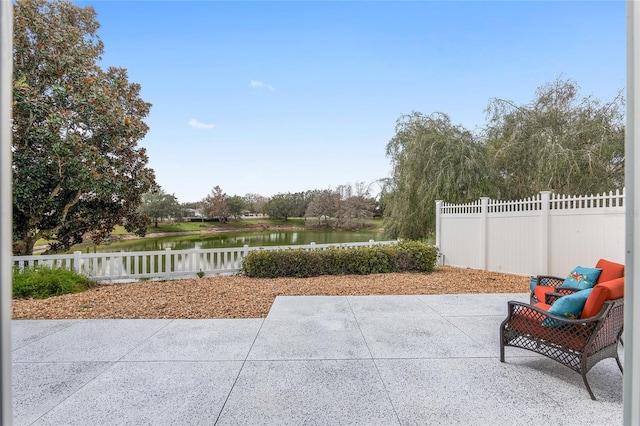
left=250, top=80, right=275, bottom=91
left=188, top=119, right=216, bottom=129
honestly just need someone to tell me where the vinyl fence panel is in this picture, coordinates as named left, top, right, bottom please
left=436, top=189, right=625, bottom=277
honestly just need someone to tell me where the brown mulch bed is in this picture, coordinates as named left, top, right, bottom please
left=11, top=266, right=529, bottom=320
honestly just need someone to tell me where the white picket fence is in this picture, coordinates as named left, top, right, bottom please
left=12, top=240, right=398, bottom=283
left=435, top=189, right=625, bottom=277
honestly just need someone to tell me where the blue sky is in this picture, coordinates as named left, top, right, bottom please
left=76, top=1, right=626, bottom=203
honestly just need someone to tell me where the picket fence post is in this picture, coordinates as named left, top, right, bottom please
left=540, top=191, right=551, bottom=274
left=480, top=197, right=489, bottom=271
left=73, top=251, right=82, bottom=274
left=164, top=248, right=172, bottom=281
left=242, top=245, right=249, bottom=269
left=435, top=200, right=442, bottom=252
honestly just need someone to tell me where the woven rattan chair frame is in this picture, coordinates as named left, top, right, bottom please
left=530, top=275, right=575, bottom=304
left=500, top=298, right=623, bottom=400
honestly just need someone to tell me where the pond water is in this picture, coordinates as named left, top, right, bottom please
left=82, top=229, right=386, bottom=253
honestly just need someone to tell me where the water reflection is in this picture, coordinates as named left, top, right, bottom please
left=83, top=230, right=384, bottom=253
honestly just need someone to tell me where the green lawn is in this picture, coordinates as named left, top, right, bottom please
left=145, top=222, right=213, bottom=233
left=142, top=217, right=383, bottom=233
left=145, top=218, right=306, bottom=233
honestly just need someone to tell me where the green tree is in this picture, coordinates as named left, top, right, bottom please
left=384, top=112, right=489, bottom=240
left=290, top=191, right=311, bottom=218
left=263, top=192, right=311, bottom=221
left=139, top=189, right=181, bottom=228
left=485, top=77, right=625, bottom=199
left=263, top=193, right=297, bottom=221
left=226, top=195, right=245, bottom=219
left=12, top=0, right=155, bottom=255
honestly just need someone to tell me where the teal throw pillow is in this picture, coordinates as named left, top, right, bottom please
left=542, top=288, right=593, bottom=327
left=560, top=266, right=602, bottom=290
left=529, top=276, right=538, bottom=291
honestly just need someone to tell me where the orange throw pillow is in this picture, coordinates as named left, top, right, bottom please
left=595, top=259, right=624, bottom=283
left=581, top=277, right=624, bottom=318
left=534, top=285, right=555, bottom=303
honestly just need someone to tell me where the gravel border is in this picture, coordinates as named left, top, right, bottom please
left=12, top=266, right=530, bottom=319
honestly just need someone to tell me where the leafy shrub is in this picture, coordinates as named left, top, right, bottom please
left=13, top=266, right=96, bottom=299
left=241, top=240, right=439, bottom=278
left=395, top=239, right=438, bottom=273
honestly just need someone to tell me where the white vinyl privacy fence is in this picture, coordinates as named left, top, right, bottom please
left=12, top=240, right=398, bottom=283
left=435, top=190, right=625, bottom=277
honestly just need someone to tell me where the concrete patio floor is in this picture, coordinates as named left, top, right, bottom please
left=11, top=293, right=623, bottom=425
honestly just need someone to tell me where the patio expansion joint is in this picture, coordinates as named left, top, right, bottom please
left=441, top=315, right=490, bottom=350
left=23, top=320, right=181, bottom=425
left=28, top=360, right=118, bottom=425
left=113, top=319, right=178, bottom=363
left=212, top=317, right=267, bottom=425
left=11, top=320, right=80, bottom=352
left=345, top=296, right=403, bottom=426
left=241, top=357, right=375, bottom=363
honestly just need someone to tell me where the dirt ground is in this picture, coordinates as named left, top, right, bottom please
left=12, top=266, right=529, bottom=320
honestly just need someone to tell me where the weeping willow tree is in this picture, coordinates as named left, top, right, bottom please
left=383, top=112, right=491, bottom=240
left=382, top=78, right=624, bottom=241
left=485, top=77, right=625, bottom=199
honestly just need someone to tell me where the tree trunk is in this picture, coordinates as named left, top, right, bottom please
left=13, top=236, right=35, bottom=256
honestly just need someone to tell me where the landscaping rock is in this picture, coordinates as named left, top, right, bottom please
left=12, top=266, right=529, bottom=319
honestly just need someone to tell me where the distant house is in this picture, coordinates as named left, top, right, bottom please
left=183, top=208, right=203, bottom=218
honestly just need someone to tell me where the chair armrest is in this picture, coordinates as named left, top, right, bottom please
left=545, top=292, right=566, bottom=304
left=544, top=288, right=579, bottom=304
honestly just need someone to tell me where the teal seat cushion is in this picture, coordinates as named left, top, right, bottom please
left=542, top=288, right=593, bottom=327
left=560, top=266, right=602, bottom=290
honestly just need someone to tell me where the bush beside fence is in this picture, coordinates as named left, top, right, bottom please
left=13, top=265, right=96, bottom=299
left=241, top=240, right=438, bottom=278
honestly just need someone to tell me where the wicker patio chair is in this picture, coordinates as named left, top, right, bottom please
left=500, top=277, right=624, bottom=400
left=530, top=258, right=624, bottom=304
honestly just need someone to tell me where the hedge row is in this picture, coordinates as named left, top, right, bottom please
left=240, top=240, right=439, bottom=278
